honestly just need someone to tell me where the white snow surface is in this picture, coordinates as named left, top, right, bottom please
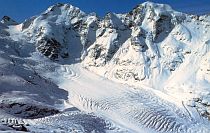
left=0, top=1, right=210, bottom=133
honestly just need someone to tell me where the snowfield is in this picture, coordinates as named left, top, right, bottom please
left=55, top=64, right=210, bottom=133
left=0, top=1, right=210, bottom=133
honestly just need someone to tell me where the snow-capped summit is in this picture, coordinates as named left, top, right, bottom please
left=42, top=3, right=86, bottom=24
left=141, top=1, right=174, bottom=13
left=20, top=3, right=98, bottom=61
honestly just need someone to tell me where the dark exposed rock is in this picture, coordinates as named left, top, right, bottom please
left=1, top=16, right=18, bottom=26
left=0, top=102, right=60, bottom=119
left=153, top=14, right=175, bottom=42
left=124, top=5, right=145, bottom=27
left=1, top=118, right=29, bottom=132
left=21, top=16, right=36, bottom=31
left=131, top=36, right=148, bottom=52
left=36, top=38, right=64, bottom=60
left=90, top=44, right=102, bottom=60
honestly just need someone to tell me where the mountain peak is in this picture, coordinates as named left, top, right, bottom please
left=141, top=1, right=173, bottom=11
left=130, top=1, right=177, bottom=18
left=1, top=16, right=18, bottom=26
left=44, top=3, right=85, bottom=16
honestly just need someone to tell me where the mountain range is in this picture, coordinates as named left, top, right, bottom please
left=0, top=2, right=210, bottom=133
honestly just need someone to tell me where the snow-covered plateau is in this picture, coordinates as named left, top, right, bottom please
left=0, top=1, right=210, bottom=133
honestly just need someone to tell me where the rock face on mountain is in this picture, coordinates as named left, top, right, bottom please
left=21, top=3, right=98, bottom=61
left=1, top=16, right=18, bottom=26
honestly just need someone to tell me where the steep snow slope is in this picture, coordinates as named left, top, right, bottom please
left=0, top=1, right=210, bottom=133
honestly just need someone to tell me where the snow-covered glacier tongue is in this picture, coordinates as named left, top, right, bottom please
left=0, top=1, right=210, bottom=133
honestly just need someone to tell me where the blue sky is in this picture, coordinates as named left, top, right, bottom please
left=0, top=0, right=210, bottom=22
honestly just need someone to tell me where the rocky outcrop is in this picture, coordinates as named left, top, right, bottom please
left=0, top=102, right=59, bottom=119
left=36, top=37, right=67, bottom=60
left=1, top=16, right=18, bottom=26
